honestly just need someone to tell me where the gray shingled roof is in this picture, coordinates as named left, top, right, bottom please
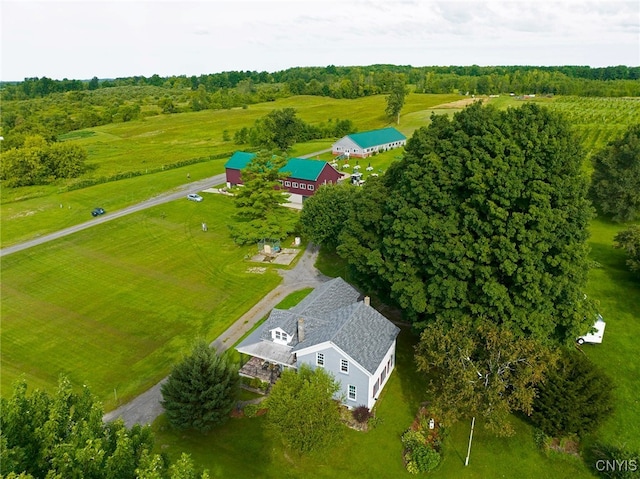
left=290, top=277, right=361, bottom=316
left=235, top=277, right=399, bottom=375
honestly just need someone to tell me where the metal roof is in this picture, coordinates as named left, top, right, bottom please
left=224, top=151, right=329, bottom=181
left=346, top=127, right=406, bottom=149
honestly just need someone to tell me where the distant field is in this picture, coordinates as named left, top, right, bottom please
left=2, top=94, right=635, bottom=249
left=0, top=193, right=282, bottom=409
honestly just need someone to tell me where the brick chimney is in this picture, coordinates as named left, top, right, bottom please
left=364, top=296, right=370, bottom=306
left=297, top=318, right=305, bottom=342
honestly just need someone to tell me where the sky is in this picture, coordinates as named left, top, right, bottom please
left=1, top=0, right=639, bottom=81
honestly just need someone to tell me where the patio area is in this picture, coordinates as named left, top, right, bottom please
left=239, top=356, right=284, bottom=384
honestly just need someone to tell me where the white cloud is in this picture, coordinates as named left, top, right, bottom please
left=1, top=0, right=638, bottom=80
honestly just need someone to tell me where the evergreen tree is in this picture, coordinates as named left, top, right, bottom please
left=161, top=340, right=239, bottom=432
left=228, top=151, right=297, bottom=245
left=530, top=350, right=614, bottom=437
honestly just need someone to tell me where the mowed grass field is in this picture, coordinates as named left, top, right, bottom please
left=0, top=193, right=282, bottom=409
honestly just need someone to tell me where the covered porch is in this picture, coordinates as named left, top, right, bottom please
left=239, top=356, right=286, bottom=384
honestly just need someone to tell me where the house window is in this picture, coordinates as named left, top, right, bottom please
left=373, top=381, right=379, bottom=397
left=300, top=183, right=306, bottom=190
left=284, top=181, right=291, bottom=187
left=348, top=385, right=357, bottom=401
left=340, top=359, right=349, bottom=374
left=308, top=184, right=314, bottom=191
left=274, top=330, right=287, bottom=341
left=316, top=352, right=324, bottom=367
left=292, top=182, right=298, bottom=188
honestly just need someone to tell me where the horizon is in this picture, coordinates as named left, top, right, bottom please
left=1, top=62, right=638, bottom=84
left=2, top=0, right=638, bottom=82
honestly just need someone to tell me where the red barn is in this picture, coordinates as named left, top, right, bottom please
left=225, top=152, right=343, bottom=201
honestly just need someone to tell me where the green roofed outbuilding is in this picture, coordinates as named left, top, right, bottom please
left=225, top=152, right=343, bottom=201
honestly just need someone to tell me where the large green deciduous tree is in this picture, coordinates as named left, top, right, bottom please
left=298, top=183, right=359, bottom=248
left=256, top=108, right=305, bottom=151
left=414, top=317, right=557, bottom=436
left=0, top=376, right=207, bottom=478
left=161, top=340, right=239, bottom=433
left=0, top=135, right=87, bottom=187
left=385, top=74, right=408, bottom=125
left=265, top=365, right=343, bottom=453
left=530, top=350, right=614, bottom=438
left=589, top=124, right=640, bottom=222
left=339, top=102, right=594, bottom=342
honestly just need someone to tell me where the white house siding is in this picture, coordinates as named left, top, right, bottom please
left=331, top=137, right=360, bottom=156
left=367, top=340, right=397, bottom=409
left=297, top=345, right=370, bottom=409
left=332, top=137, right=406, bottom=159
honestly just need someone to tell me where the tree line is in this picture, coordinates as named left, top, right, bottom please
left=3, top=64, right=639, bottom=100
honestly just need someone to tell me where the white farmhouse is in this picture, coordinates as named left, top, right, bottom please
left=236, top=277, right=400, bottom=410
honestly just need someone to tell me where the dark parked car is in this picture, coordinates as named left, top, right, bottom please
left=91, top=207, right=105, bottom=217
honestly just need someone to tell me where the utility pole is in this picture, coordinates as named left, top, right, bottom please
left=465, top=416, right=476, bottom=466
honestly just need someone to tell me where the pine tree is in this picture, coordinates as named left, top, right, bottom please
left=530, top=350, right=614, bottom=437
left=161, top=340, right=239, bottom=432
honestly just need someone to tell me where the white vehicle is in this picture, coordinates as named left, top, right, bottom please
left=187, top=193, right=203, bottom=202
left=577, top=314, right=606, bottom=345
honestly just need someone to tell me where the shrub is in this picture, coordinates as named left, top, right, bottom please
left=352, top=405, right=372, bottom=424
left=243, top=403, right=260, bottom=418
left=402, top=430, right=441, bottom=474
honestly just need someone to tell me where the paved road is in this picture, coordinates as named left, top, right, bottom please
left=0, top=174, right=227, bottom=257
left=103, top=242, right=329, bottom=427
left=1, top=149, right=331, bottom=258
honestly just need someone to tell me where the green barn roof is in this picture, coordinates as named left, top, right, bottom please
left=225, top=151, right=256, bottom=170
left=225, top=152, right=329, bottom=181
left=347, top=127, right=406, bottom=149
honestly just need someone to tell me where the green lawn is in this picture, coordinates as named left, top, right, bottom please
left=0, top=93, right=460, bottom=248
left=0, top=194, right=282, bottom=409
left=582, top=218, right=640, bottom=451
left=152, top=328, right=595, bottom=478
left=0, top=159, right=222, bottom=248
